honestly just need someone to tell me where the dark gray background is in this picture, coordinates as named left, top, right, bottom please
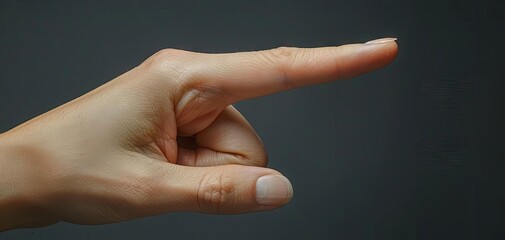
left=0, top=0, right=504, bottom=239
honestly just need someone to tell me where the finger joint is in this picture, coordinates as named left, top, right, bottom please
left=196, top=170, right=236, bottom=213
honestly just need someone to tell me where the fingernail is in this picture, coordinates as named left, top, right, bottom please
left=256, top=175, right=293, bottom=206
left=365, top=37, right=397, bottom=45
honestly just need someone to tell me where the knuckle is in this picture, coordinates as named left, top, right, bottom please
left=271, top=46, right=297, bottom=59
left=267, top=46, right=298, bottom=65
left=196, top=170, right=236, bottom=213
left=262, top=46, right=299, bottom=89
left=153, top=48, right=185, bottom=59
left=142, top=48, right=187, bottom=73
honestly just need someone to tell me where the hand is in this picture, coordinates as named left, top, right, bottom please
left=0, top=38, right=398, bottom=230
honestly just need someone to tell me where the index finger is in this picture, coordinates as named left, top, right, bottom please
left=183, top=38, right=398, bottom=103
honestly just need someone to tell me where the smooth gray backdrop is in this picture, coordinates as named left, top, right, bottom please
left=1, top=0, right=503, bottom=239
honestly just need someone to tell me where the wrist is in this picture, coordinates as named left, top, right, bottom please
left=0, top=132, right=56, bottom=231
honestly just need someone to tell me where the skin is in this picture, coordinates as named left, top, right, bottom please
left=0, top=38, right=398, bottom=231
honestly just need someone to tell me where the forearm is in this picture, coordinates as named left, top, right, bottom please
left=0, top=132, right=55, bottom=231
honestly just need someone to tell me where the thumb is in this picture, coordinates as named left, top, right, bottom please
left=152, top=163, right=293, bottom=214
